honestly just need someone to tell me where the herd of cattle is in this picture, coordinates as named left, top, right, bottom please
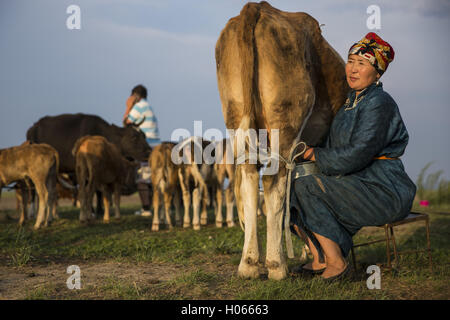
left=0, top=113, right=251, bottom=231
left=2, top=2, right=348, bottom=280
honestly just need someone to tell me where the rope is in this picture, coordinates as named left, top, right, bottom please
left=261, top=140, right=307, bottom=259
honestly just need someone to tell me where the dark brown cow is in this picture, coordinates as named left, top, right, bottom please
left=149, top=142, right=182, bottom=231
left=0, top=143, right=59, bottom=229
left=216, top=2, right=348, bottom=279
left=72, top=135, right=138, bottom=223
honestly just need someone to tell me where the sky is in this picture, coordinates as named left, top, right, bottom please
left=0, top=0, right=449, bottom=183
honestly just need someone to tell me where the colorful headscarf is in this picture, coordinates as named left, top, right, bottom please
left=348, top=32, right=395, bottom=76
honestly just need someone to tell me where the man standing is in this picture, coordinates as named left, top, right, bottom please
left=123, top=84, right=161, bottom=216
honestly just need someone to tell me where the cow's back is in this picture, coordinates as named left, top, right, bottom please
left=0, top=143, right=58, bottom=183
left=216, top=1, right=348, bottom=148
left=73, top=135, right=124, bottom=185
left=26, top=114, right=112, bottom=174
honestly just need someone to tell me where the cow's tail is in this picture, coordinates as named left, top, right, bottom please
left=53, top=150, right=76, bottom=190
left=233, top=4, right=261, bottom=230
left=237, top=2, right=261, bottom=125
left=162, top=145, right=173, bottom=190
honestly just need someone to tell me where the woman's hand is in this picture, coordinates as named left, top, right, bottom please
left=303, top=146, right=316, bottom=161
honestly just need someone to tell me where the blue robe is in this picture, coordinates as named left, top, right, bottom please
left=290, top=81, right=416, bottom=258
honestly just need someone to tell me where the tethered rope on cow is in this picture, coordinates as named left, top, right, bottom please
left=257, top=140, right=307, bottom=259
left=271, top=141, right=307, bottom=259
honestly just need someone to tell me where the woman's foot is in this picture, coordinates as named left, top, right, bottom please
left=302, top=261, right=327, bottom=272
left=291, top=261, right=326, bottom=275
left=321, top=260, right=348, bottom=279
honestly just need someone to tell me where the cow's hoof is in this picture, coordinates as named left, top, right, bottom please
left=201, top=218, right=207, bottom=225
left=151, top=224, right=159, bottom=232
left=226, top=220, right=235, bottom=228
left=267, top=266, right=288, bottom=281
left=103, top=219, right=110, bottom=224
left=215, top=221, right=223, bottom=228
left=238, top=262, right=260, bottom=279
left=165, top=224, right=173, bottom=230
left=193, top=224, right=201, bottom=231
left=183, top=223, right=191, bottom=228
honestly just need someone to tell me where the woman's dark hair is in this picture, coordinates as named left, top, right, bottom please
left=131, top=84, right=148, bottom=99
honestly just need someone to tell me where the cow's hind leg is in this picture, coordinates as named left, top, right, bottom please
left=77, top=157, right=90, bottom=223
left=45, top=163, right=58, bottom=226
left=215, top=184, right=223, bottom=228
left=237, top=164, right=260, bottom=279
left=192, top=186, right=201, bottom=230
left=102, top=187, right=112, bottom=223
left=178, top=169, right=191, bottom=228
left=16, top=186, right=28, bottom=226
left=200, top=194, right=208, bottom=226
left=113, top=183, right=121, bottom=220
left=163, top=190, right=173, bottom=229
left=225, top=183, right=235, bottom=228
left=152, top=187, right=161, bottom=231
left=263, top=172, right=288, bottom=280
left=174, top=187, right=182, bottom=227
left=32, top=181, right=48, bottom=230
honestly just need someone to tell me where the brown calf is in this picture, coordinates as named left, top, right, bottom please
left=72, top=135, right=138, bottom=223
left=0, top=143, right=59, bottom=229
left=176, top=137, right=211, bottom=231
left=149, top=142, right=182, bottom=231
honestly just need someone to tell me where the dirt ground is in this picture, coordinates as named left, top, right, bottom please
left=0, top=254, right=237, bottom=299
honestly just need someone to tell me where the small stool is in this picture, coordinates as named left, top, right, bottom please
left=350, top=212, right=433, bottom=272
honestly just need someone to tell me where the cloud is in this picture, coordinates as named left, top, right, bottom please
left=94, top=19, right=216, bottom=46
left=411, top=0, right=450, bottom=18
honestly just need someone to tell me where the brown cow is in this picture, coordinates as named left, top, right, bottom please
left=0, top=143, right=59, bottom=229
left=216, top=2, right=348, bottom=279
left=149, top=142, right=182, bottom=231
left=72, top=135, right=139, bottom=223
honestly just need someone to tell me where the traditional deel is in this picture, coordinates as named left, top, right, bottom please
left=290, top=81, right=416, bottom=258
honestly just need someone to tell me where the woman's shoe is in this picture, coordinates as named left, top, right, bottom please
left=291, top=263, right=326, bottom=275
left=321, top=264, right=351, bottom=282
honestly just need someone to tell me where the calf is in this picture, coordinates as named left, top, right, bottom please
left=0, top=143, right=59, bottom=229
left=177, top=137, right=211, bottom=231
left=149, top=142, right=182, bottom=231
left=72, top=135, right=138, bottom=223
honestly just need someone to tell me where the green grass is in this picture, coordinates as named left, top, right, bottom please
left=0, top=201, right=449, bottom=300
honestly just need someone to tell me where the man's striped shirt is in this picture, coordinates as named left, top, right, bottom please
left=127, top=99, right=161, bottom=147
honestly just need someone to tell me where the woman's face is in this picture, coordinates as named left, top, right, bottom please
left=345, top=54, right=380, bottom=94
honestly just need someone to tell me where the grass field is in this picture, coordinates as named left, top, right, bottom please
left=0, top=191, right=449, bottom=300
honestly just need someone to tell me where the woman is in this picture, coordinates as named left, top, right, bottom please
left=290, top=32, right=416, bottom=281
